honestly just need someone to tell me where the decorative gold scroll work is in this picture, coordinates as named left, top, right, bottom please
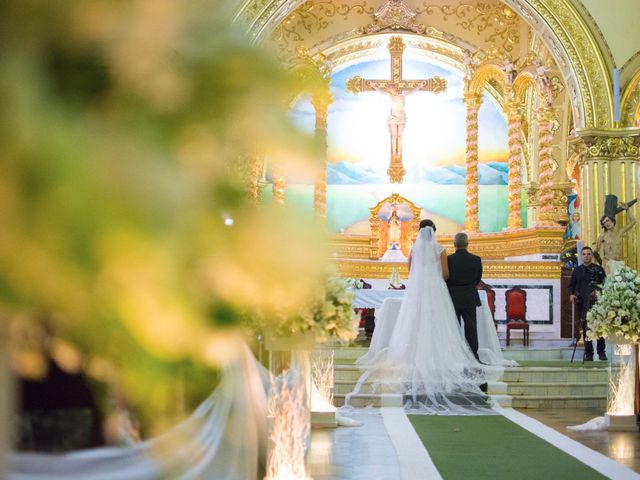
left=346, top=37, right=446, bottom=183
left=333, top=259, right=562, bottom=279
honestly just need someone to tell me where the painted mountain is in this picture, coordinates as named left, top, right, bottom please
left=326, top=161, right=508, bottom=185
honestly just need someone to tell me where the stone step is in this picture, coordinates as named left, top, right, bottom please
left=334, top=380, right=511, bottom=396
left=335, top=365, right=609, bottom=383
left=507, top=382, right=608, bottom=397
left=335, top=365, right=365, bottom=382
left=501, top=368, right=608, bottom=383
left=330, top=347, right=368, bottom=360
left=334, top=393, right=403, bottom=408
left=490, top=394, right=513, bottom=407
left=335, top=392, right=494, bottom=409
left=511, top=395, right=607, bottom=409
left=501, top=348, right=567, bottom=361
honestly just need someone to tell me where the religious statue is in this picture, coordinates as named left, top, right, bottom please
left=388, top=206, right=402, bottom=249
left=502, top=57, right=517, bottom=84
left=372, top=83, right=430, bottom=163
left=346, top=37, right=446, bottom=183
left=534, top=59, right=553, bottom=106
left=564, top=211, right=581, bottom=240
left=594, top=200, right=637, bottom=274
left=462, top=49, right=474, bottom=81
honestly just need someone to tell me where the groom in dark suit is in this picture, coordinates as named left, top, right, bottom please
left=447, top=232, right=483, bottom=361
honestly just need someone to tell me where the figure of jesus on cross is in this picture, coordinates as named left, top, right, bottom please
left=347, top=37, right=446, bottom=183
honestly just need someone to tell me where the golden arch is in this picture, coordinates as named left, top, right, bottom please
left=512, top=71, right=537, bottom=104
left=468, top=64, right=506, bottom=95
left=621, top=69, right=640, bottom=127
left=236, top=0, right=614, bottom=129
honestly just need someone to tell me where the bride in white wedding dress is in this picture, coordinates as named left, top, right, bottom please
left=346, top=225, right=501, bottom=414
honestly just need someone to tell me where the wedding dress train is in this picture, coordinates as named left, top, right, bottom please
left=346, top=227, right=502, bottom=414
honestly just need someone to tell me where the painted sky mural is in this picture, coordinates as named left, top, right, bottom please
left=282, top=55, right=513, bottom=234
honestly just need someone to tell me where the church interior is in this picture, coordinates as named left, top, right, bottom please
left=2, top=0, right=640, bottom=478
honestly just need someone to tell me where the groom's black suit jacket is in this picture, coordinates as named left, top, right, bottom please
left=446, top=249, right=482, bottom=308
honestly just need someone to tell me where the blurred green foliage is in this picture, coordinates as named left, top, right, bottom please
left=0, top=0, right=327, bottom=432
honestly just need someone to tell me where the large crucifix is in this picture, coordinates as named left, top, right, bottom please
left=347, top=37, right=447, bottom=183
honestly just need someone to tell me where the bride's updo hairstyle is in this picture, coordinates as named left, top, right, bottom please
left=419, top=219, right=436, bottom=232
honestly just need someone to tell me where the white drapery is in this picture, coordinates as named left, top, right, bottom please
left=9, top=342, right=267, bottom=480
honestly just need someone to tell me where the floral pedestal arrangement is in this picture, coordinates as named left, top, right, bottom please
left=606, top=344, right=638, bottom=431
left=260, top=279, right=360, bottom=478
left=311, top=346, right=337, bottom=428
left=264, top=333, right=314, bottom=480
left=587, top=267, right=640, bottom=432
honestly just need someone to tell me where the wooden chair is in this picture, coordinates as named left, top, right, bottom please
left=505, top=286, right=529, bottom=346
left=477, top=281, right=497, bottom=329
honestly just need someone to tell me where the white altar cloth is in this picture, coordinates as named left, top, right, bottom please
left=354, top=289, right=517, bottom=367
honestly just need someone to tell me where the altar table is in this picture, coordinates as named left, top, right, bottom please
left=353, top=289, right=516, bottom=366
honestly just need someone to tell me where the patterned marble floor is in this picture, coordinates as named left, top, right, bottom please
left=521, top=407, right=640, bottom=474
left=309, top=410, right=401, bottom=480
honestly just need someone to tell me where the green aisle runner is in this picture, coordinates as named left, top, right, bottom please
left=408, top=415, right=607, bottom=480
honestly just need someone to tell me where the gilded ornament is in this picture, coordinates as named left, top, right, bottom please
left=537, top=107, right=557, bottom=225
left=506, top=100, right=523, bottom=229
left=368, top=193, right=421, bottom=259
left=331, top=229, right=565, bottom=275
left=417, top=3, right=520, bottom=54
left=550, top=76, right=565, bottom=99
left=586, top=137, right=640, bottom=159
left=524, top=183, right=540, bottom=207
left=506, top=0, right=613, bottom=129
left=270, top=1, right=375, bottom=52
left=271, top=161, right=286, bottom=206
left=464, top=92, right=481, bottom=232
left=358, top=0, right=426, bottom=34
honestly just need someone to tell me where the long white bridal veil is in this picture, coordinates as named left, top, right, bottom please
left=8, top=342, right=267, bottom=480
left=347, top=226, right=500, bottom=414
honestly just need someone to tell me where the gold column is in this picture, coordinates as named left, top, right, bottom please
left=577, top=129, right=640, bottom=269
left=464, top=92, right=482, bottom=232
left=272, top=161, right=285, bottom=206
left=311, top=89, right=332, bottom=224
left=505, top=101, right=523, bottom=229
left=537, top=108, right=557, bottom=225
left=248, top=155, right=263, bottom=204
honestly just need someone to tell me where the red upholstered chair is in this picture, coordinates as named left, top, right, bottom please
left=505, top=286, right=529, bottom=346
left=477, top=281, right=497, bottom=329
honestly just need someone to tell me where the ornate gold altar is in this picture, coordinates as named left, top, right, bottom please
left=330, top=227, right=565, bottom=279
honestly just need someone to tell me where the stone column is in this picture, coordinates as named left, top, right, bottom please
left=311, top=89, right=332, bottom=224
left=505, top=101, right=523, bottom=229
left=464, top=92, right=482, bottom=232
left=537, top=108, right=557, bottom=225
left=577, top=129, right=640, bottom=269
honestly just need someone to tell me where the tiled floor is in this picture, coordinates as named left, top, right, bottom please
left=520, top=407, right=640, bottom=474
left=309, top=410, right=401, bottom=480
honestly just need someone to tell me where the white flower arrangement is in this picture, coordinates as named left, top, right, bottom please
left=253, top=278, right=359, bottom=342
left=343, top=278, right=364, bottom=290
left=297, top=278, right=359, bottom=341
left=587, top=266, right=640, bottom=342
